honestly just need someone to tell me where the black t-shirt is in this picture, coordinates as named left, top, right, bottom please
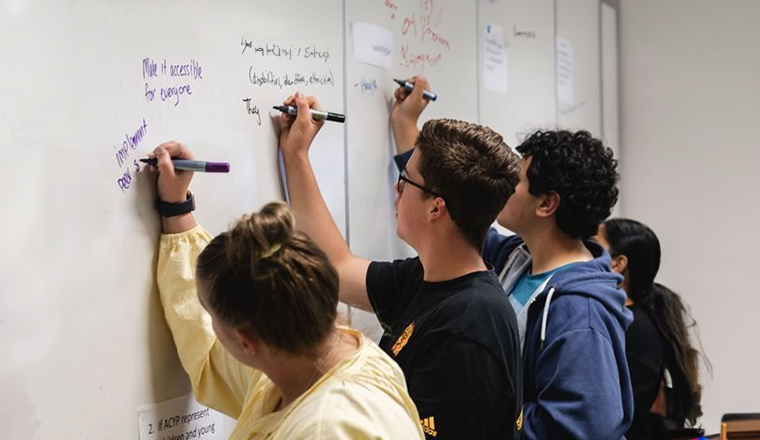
left=626, top=303, right=665, bottom=440
left=367, top=257, right=522, bottom=440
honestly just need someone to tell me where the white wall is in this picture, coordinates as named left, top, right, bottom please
left=619, top=0, right=760, bottom=433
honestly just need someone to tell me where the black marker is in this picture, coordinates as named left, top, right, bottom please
left=393, top=78, right=438, bottom=101
left=272, top=105, right=346, bottom=123
left=140, top=158, right=230, bottom=173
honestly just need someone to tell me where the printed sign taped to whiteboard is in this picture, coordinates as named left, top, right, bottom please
left=352, top=22, right=394, bottom=69
left=138, top=393, right=224, bottom=440
left=556, top=37, right=574, bottom=105
left=483, top=24, right=509, bottom=93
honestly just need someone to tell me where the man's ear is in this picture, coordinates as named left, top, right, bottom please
left=611, top=254, right=628, bottom=274
left=429, top=197, right=447, bottom=220
left=536, top=191, right=560, bottom=218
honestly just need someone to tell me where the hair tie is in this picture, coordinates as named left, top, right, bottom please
left=261, top=243, right=282, bottom=259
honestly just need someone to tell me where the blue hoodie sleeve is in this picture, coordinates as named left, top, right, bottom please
left=482, top=228, right=523, bottom=274
left=522, top=327, right=631, bottom=440
left=393, top=149, right=413, bottom=172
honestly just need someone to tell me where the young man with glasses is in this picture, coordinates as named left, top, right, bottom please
left=278, top=92, right=523, bottom=440
left=392, top=78, right=634, bottom=439
left=397, top=169, right=444, bottom=199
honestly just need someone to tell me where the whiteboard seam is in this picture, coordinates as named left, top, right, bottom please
left=341, top=0, right=353, bottom=326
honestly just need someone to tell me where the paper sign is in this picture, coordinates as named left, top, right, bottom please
left=483, top=24, right=508, bottom=93
left=138, top=394, right=224, bottom=440
left=556, top=37, right=574, bottom=104
left=352, top=22, right=393, bottom=69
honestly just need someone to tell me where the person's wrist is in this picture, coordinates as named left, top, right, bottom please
left=158, top=189, right=190, bottom=204
left=161, top=213, right=197, bottom=234
left=393, top=115, right=418, bottom=129
left=156, top=191, right=195, bottom=218
left=160, top=195, right=187, bottom=204
left=282, top=147, right=310, bottom=162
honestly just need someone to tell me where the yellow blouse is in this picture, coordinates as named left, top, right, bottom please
left=157, top=225, right=424, bottom=440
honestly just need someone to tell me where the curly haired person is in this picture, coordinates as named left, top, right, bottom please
left=481, top=130, right=633, bottom=439
left=390, top=77, right=633, bottom=439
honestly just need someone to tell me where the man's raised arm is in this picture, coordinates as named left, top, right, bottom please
left=390, top=75, right=432, bottom=155
left=278, top=92, right=372, bottom=311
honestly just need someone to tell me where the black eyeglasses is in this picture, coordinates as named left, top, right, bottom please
left=397, top=169, right=444, bottom=199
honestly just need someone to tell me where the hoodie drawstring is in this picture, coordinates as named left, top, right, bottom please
left=540, top=287, right=557, bottom=350
left=498, top=244, right=523, bottom=281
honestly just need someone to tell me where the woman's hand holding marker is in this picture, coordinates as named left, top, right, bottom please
left=149, top=141, right=195, bottom=204
left=148, top=141, right=197, bottom=234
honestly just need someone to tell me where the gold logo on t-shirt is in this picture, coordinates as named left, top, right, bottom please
left=516, top=408, right=523, bottom=431
left=392, top=322, right=414, bottom=356
left=420, top=416, right=437, bottom=437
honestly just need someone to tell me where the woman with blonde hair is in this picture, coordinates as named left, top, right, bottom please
left=152, top=141, right=423, bottom=439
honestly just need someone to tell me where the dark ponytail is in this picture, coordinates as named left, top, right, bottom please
left=603, top=218, right=711, bottom=426
left=651, top=282, right=706, bottom=425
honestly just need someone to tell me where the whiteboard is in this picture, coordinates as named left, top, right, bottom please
left=556, top=0, right=602, bottom=137
left=0, top=1, right=345, bottom=438
left=601, top=1, right=621, bottom=217
left=344, top=0, right=478, bottom=339
left=601, top=2, right=620, bottom=159
left=0, top=0, right=618, bottom=437
left=478, top=0, right=557, bottom=148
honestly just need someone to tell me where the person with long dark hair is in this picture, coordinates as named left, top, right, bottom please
left=595, top=218, right=710, bottom=440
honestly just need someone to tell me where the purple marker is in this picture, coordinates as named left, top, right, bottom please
left=139, top=158, right=230, bottom=173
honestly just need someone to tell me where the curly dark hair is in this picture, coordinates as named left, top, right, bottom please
left=516, top=130, right=619, bottom=239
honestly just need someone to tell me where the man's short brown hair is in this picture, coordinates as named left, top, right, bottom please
left=415, top=118, right=520, bottom=249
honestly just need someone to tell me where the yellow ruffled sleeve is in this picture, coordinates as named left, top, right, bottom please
left=157, top=225, right=262, bottom=418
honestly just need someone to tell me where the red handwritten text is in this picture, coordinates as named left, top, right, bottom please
left=397, top=0, right=451, bottom=71
left=400, top=2, right=450, bottom=52
left=402, top=13, right=417, bottom=37
left=400, top=43, right=443, bottom=70
left=384, top=0, right=398, bottom=19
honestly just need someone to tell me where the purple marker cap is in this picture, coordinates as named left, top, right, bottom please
left=205, top=162, right=230, bottom=173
